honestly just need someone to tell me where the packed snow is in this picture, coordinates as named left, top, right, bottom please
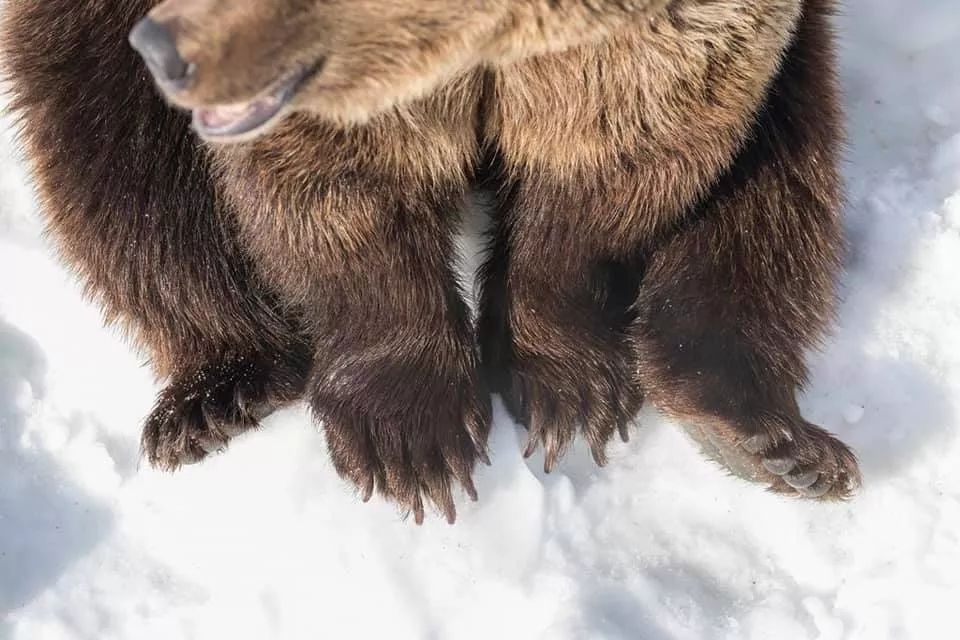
left=2, top=2, right=959, bottom=638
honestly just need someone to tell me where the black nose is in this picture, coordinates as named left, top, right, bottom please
left=129, top=17, right=191, bottom=87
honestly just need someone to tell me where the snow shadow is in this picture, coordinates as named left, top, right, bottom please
left=808, top=279, right=955, bottom=485
left=0, top=318, right=113, bottom=618
left=802, top=6, right=960, bottom=485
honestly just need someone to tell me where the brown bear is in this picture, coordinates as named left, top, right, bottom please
left=0, top=0, right=860, bottom=523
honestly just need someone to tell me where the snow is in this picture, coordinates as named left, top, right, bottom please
left=2, top=2, right=960, bottom=638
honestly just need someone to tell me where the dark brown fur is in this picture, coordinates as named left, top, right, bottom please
left=0, top=0, right=860, bottom=522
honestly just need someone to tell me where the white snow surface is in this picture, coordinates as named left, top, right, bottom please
left=2, top=2, right=960, bottom=638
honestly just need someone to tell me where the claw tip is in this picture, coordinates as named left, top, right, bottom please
left=465, top=482, right=478, bottom=502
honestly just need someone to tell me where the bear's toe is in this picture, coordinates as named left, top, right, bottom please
left=140, top=357, right=299, bottom=471
left=741, top=425, right=861, bottom=500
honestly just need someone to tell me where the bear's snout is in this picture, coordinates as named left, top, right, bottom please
left=129, top=17, right=193, bottom=91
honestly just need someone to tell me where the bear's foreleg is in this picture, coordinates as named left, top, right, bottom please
left=1, top=0, right=312, bottom=470
left=631, top=2, right=861, bottom=499
left=216, top=79, right=491, bottom=523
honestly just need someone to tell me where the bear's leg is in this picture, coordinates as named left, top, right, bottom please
left=477, top=158, right=646, bottom=471
left=632, top=3, right=861, bottom=499
left=478, top=2, right=807, bottom=470
left=480, top=0, right=861, bottom=496
left=1, top=0, right=311, bottom=469
left=306, top=215, right=491, bottom=524
left=304, top=206, right=492, bottom=524
left=217, top=80, right=491, bottom=523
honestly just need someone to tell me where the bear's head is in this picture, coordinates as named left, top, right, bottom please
left=127, top=1, right=683, bottom=143
left=128, top=0, right=508, bottom=142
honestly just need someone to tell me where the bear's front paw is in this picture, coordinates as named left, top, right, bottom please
left=313, top=366, right=491, bottom=524
left=499, top=351, right=644, bottom=473
left=142, top=356, right=306, bottom=470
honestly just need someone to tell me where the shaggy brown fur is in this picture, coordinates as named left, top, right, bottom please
left=1, top=0, right=860, bottom=522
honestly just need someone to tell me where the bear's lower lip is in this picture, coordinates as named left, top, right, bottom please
left=191, top=63, right=320, bottom=142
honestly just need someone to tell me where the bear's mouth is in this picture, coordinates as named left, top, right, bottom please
left=191, top=62, right=323, bottom=142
